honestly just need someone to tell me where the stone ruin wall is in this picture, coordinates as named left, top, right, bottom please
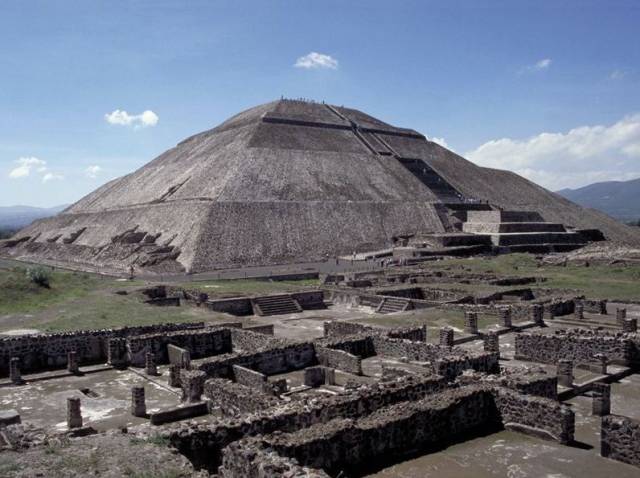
left=316, top=332, right=499, bottom=380
left=195, top=341, right=317, bottom=379
left=164, top=374, right=448, bottom=471
left=126, top=327, right=232, bottom=367
left=217, top=384, right=575, bottom=477
left=601, top=414, right=640, bottom=467
left=370, top=336, right=500, bottom=379
left=240, top=387, right=496, bottom=476
left=204, top=378, right=281, bottom=416
left=232, top=364, right=269, bottom=389
left=492, top=387, right=574, bottom=443
left=0, top=322, right=206, bottom=375
left=315, top=346, right=362, bottom=375
left=323, top=320, right=426, bottom=342
left=228, top=327, right=284, bottom=352
left=515, top=329, right=640, bottom=366
left=220, top=440, right=329, bottom=478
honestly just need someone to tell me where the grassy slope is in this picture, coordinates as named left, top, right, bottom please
left=425, top=254, right=640, bottom=301
left=0, top=266, right=318, bottom=333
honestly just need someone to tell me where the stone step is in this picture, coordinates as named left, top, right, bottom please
left=394, top=244, right=492, bottom=259
left=252, top=295, right=302, bottom=316
left=467, top=210, right=544, bottom=223
left=496, top=243, right=587, bottom=254
left=376, top=297, right=411, bottom=314
left=485, top=231, right=585, bottom=246
left=462, top=222, right=567, bottom=234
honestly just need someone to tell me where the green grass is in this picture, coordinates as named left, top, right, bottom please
left=428, top=254, right=640, bottom=301
left=178, top=278, right=320, bottom=298
left=0, top=266, right=104, bottom=314
left=0, top=266, right=319, bottom=333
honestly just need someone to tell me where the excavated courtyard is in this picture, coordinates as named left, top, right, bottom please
left=1, top=251, right=640, bottom=477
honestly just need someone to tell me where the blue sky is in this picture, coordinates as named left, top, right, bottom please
left=1, top=0, right=639, bottom=207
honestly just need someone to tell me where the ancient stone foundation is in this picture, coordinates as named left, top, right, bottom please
left=181, top=370, right=207, bottom=402
left=592, top=383, right=611, bottom=416
left=483, top=332, right=499, bottom=355
left=499, top=306, right=512, bottom=328
left=601, top=414, right=640, bottom=468
left=131, top=386, right=146, bottom=417
left=67, top=397, right=82, bottom=429
left=464, top=311, right=478, bottom=335
left=67, top=350, right=79, bottom=374
left=515, top=329, right=639, bottom=366
left=145, top=352, right=157, bottom=375
left=532, top=304, right=544, bottom=326
left=439, top=327, right=454, bottom=347
left=9, top=357, right=22, bottom=384
left=0, top=322, right=205, bottom=376
left=557, top=359, right=574, bottom=387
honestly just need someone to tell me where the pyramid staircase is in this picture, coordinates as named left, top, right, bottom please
left=251, top=294, right=302, bottom=316
left=376, top=296, right=412, bottom=314
left=462, top=210, right=587, bottom=253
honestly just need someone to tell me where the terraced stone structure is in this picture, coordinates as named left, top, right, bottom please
left=3, top=99, right=640, bottom=273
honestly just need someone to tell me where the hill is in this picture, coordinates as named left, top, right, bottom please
left=0, top=205, right=67, bottom=229
left=557, top=178, right=640, bottom=221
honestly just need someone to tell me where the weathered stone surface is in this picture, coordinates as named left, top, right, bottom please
left=6, top=100, right=639, bottom=274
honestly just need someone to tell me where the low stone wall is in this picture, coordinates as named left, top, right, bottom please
left=323, top=321, right=426, bottom=342
left=204, top=378, right=281, bottom=416
left=220, top=440, right=328, bottom=478
left=601, top=414, right=640, bottom=467
left=315, top=346, right=362, bottom=375
left=578, top=298, right=608, bottom=315
left=263, top=388, right=494, bottom=475
left=386, top=325, right=427, bottom=342
left=232, top=365, right=268, bottom=389
left=515, top=329, right=635, bottom=366
left=205, top=297, right=253, bottom=316
left=219, top=384, right=574, bottom=476
left=164, top=374, right=447, bottom=471
left=149, top=402, right=209, bottom=426
left=323, top=321, right=370, bottom=338
left=196, top=342, right=316, bottom=379
left=229, top=328, right=283, bottom=352
left=291, top=290, right=325, bottom=309
left=494, top=387, right=574, bottom=444
left=168, top=344, right=191, bottom=367
left=0, top=322, right=206, bottom=375
left=372, top=336, right=499, bottom=379
left=477, top=367, right=557, bottom=399
left=126, top=327, right=232, bottom=367
left=243, top=324, right=274, bottom=335
left=317, top=334, right=376, bottom=358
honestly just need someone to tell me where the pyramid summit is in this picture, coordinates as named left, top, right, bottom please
left=3, top=99, right=640, bottom=274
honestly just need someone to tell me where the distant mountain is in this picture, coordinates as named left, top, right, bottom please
left=0, top=204, right=68, bottom=229
left=557, top=178, right=640, bottom=221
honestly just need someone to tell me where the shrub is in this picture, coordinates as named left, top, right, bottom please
left=26, top=266, right=51, bottom=288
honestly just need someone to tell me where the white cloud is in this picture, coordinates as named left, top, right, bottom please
left=534, top=58, right=552, bottom=70
left=42, top=172, right=64, bottom=183
left=105, top=109, right=159, bottom=128
left=430, top=137, right=449, bottom=148
left=85, top=165, right=102, bottom=178
left=609, top=69, right=626, bottom=80
left=294, top=52, right=338, bottom=70
left=465, top=113, right=640, bottom=190
left=520, top=58, right=552, bottom=74
left=8, top=157, right=47, bottom=178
